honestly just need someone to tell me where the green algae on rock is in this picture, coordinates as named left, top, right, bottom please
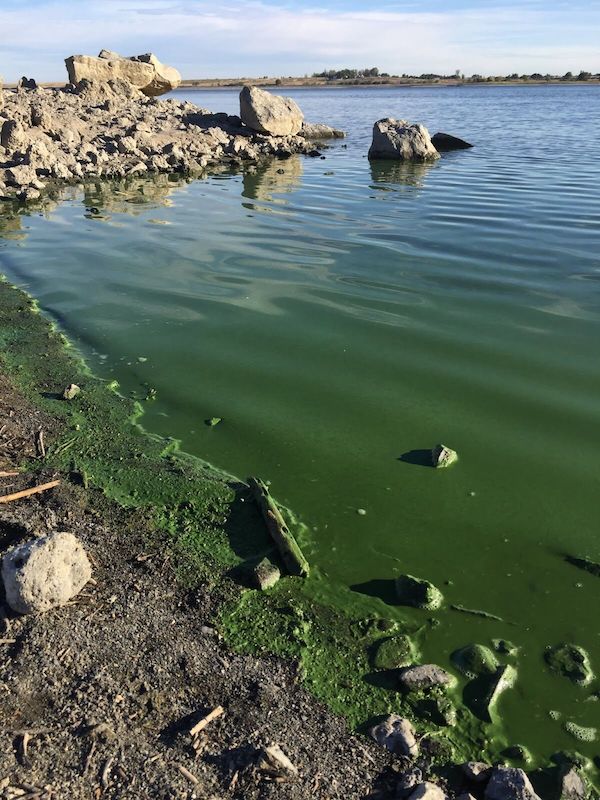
left=371, top=633, right=418, bottom=670
left=451, top=644, right=500, bottom=679
left=545, top=644, right=594, bottom=686
left=431, top=444, right=458, bottom=468
left=395, top=574, right=444, bottom=610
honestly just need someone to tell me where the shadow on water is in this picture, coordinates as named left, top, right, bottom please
left=398, top=449, right=434, bottom=467
left=351, top=578, right=398, bottom=606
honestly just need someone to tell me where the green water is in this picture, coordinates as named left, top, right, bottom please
left=1, top=85, right=600, bottom=766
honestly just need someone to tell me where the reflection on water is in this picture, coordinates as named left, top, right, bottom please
left=242, top=156, right=303, bottom=204
left=369, top=159, right=436, bottom=189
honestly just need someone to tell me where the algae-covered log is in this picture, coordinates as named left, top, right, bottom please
left=247, top=477, right=309, bottom=578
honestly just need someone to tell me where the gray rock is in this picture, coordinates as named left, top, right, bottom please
left=370, top=714, right=418, bottom=757
left=431, top=132, right=473, bottom=151
left=1, top=119, right=27, bottom=152
left=399, top=665, right=457, bottom=692
left=397, top=768, right=423, bottom=798
left=2, top=532, right=92, bottom=614
left=395, top=574, right=443, bottom=610
left=484, top=767, right=541, bottom=800
left=431, top=444, right=458, bottom=468
left=560, top=768, right=588, bottom=800
left=368, top=118, right=440, bottom=161
left=65, top=51, right=181, bottom=96
left=408, top=783, right=447, bottom=800
left=257, top=743, right=298, bottom=779
left=462, top=761, right=493, bottom=783
left=301, top=122, right=345, bottom=139
left=252, top=558, right=280, bottom=590
left=240, top=85, right=304, bottom=136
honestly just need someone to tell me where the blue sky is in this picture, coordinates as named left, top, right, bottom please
left=1, top=1, right=598, bottom=82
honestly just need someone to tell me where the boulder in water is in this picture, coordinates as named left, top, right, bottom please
left=368, top=118, right=440, bottom=161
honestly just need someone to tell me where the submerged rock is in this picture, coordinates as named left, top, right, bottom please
left=368, top=118, right=440, bottom=161
left=398, top=664, right=457, bottom=692
left=545, top=643, right=593, bottom=686
left=431, top=132, right=473, bottom=151
left=370, top=714, right=419, bottom=757
left=372, top=634, right=417, bottom=669
left=395, top=574, right=444, bottom=610
left=451, top=644, right=500, bottom=679
left=484, top=767, right=541, bottom=800
left=65, top=50, right=181, bottom=96
left=564, top=721, right=596, bottom=742
left=2, top=532, right=92, bottom=614
left=431, top=444, right=458, bottom=468
left=240, top=85, right=304, bottom=136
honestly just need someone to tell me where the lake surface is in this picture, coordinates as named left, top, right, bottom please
left=2, top=85, right=600, bottom=764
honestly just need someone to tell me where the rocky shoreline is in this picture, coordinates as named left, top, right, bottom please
left=0, top=74, right=341, bottom=204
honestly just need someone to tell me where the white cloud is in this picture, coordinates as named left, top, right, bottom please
left=0, top=0, right=598, bottom=82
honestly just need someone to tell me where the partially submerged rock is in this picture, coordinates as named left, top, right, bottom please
left=240, top=85, right=304, bottom=136
left=485, top=664, right=517, bottom=719
left=301, top=122, right=345, bottom=140
left=370, top=714, right=419, bottom=757
left=462, top=761, right=493, bottom=783
left=395, top=574, right=444, bottom=610
left=65, top=50, right=181, bottom=96
left=431, top=132, right=473, bottom=151
left=372, top=633, right=417, bottom=669
left=368, top=118, right=440, bottom=161
left=545, top=643, right=593, bottom=686
left=564, top=721, right=596, bottom=742
left=1, top=531, right=92, bottom=614
left=560, top=767, right=589, bottom=800
left=399, top=664, right=457, bottom=692
left=451, top=644, right=500, bottom=679
left=484, top=767, right=541, bottom=800
left=431, top=444, right=458, bottom=468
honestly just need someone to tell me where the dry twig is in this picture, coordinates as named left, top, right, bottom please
left=0, top=480, right=60, bottom=504
left=189, top=705, right=224, bottom=737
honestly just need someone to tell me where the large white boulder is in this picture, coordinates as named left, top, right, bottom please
left=368, top=118, right=440, bottom=161
left=2, top=531, right=92, bottom=614
left=240, top=86, right=304, bottom=136
left=65, top=51, right=181, bottom=96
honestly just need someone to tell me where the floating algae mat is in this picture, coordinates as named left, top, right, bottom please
left=1, top=84, right=600, bottom=774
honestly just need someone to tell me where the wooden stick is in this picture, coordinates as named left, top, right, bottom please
left=0, top=471, right=19, bottom=477
left=35, top=428, right=45, bottom=459
left=248, top=477, right=310, bottom=577
left=189, top=705, right=224, bottom=737
left=176, top=764, right=199, bottom=785
left=0, top=480, right=60, bottom=504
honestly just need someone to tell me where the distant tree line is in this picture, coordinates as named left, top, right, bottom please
left=311, top=67, right=597, bottom=84
left=312, top=67, right=393, bottom=80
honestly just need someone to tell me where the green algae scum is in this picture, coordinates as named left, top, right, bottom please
left=1, top=84, right=600, bottom=786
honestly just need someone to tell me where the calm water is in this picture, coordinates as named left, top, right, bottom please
left=2, top=85, right=600, bottom=763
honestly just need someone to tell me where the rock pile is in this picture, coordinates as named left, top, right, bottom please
left=0, top=79, right=327, bottom=202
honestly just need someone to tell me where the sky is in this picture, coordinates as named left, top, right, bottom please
left=0, top=0, right=599, bottom=83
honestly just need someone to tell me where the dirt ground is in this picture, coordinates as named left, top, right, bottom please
left=0, top=373, right=409, bottom=799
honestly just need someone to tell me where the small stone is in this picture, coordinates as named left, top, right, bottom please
left=560, top=768, right=588, bottom=800
left=462, top=761, right=493, bottom=783
left=395, top=574, right=443, bottom=610
left=356, top=508, right=367, bottom=516
left=484, top=767, right=541, bottom=800
left=408, top=782, right=447, bottom=800
left=493, top=638, right=518, bottom=655
left=257, top=743, right=298, bottom=779
left=545, top=644, right=593, bottom=686
left=431, top=444, right=458, bottom=468
left=502, top=744, right=531, bottom=762
left=251, top=558, right=280, bottom=591
left=2, top=532, right=92, bottom=614
left=62, top=383, right=81, bottom=400
left=398, top=664, right=457, bottom=692
left=85, top=722, right=116, bottom=742
left=370, top=714, right=418, bottom=757
left=396, top=768, right=423, bottom=798
left=372, top=634, right=417, bottom=670
left=204, top=417, right=222, bottom=427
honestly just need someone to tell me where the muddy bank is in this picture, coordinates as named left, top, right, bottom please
left=0, top=80, right=325, bottom=202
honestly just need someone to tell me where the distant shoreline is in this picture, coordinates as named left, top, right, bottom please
left=178, top=77, right=600, bottom=90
